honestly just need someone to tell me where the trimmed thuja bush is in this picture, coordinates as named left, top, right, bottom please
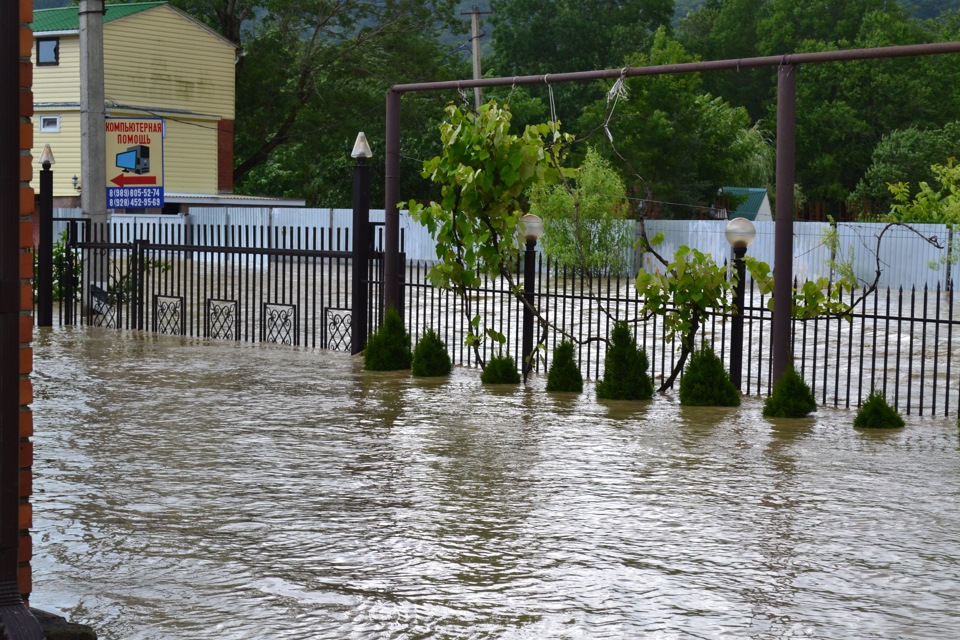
left=363, top=307, right=412, bottom=371
left=596, top=321, right=653, bottom=400
left=481, top=353, right=521, bottom=384
left=412, top=329, right=452, bottom=377
left=763, top=363, right=817, bottom=418
left=679, top=345, right=740, bottom=407
left=854, top=389, right=905, bottom=428
left=546, top=340, right=583, bottom=393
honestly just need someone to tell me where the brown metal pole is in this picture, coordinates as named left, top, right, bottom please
left=391, top=42, right=960, bottom=95
left=772, top=64, right=797, bottom=387
left=383, top=90, right=401, bottom=314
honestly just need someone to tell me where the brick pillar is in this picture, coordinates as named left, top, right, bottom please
left=217, top=119, right=234, bottom=193
left=18, top=0, right=35, bottom=604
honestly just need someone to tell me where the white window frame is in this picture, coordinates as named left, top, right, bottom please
left=39, top=115, right=61, bottom=133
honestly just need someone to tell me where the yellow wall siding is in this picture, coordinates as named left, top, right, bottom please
left=104, top=5, right=235, bottom=119
left=32, top=35, right=81, bottom=105
left=32, top=111, right=83, bottom=197
left=158, top=117, right=220, bottom=193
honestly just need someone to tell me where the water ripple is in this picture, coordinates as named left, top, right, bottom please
left=28, top=326, right=960, bottom=639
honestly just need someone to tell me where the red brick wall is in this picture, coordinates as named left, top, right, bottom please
left=218, top=119, right=234, bottom=193
left=18, top=0, right=34, bottom=602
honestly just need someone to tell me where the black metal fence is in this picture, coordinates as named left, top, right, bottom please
left=56, top=221, right=380, bottom=351
left=46, top=221, right=960, bottom=417
left=402, top=254, right=960, bottom=418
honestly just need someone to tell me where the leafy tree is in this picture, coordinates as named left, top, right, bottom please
left=580, top=28, right=773, bottom=212
left=528, top=147, right=633, bottom=275
left=680, top=0, right=960, bottom=212
left=886, top=160, right=960, bottom=226
left=678, top=0, right=771, bottom=121
left=771, top=6, right=960, bottom=208
left=169, top=0, right=467, bottom=204
left=852, top=122, right=960, bottom=209
left=487, top=0, right=673, bottom=127
left=407, top=100, right=573, bottom=364
left=635, top=236, right=734, bottom=391
left=756, top=0, right=903, bottom=55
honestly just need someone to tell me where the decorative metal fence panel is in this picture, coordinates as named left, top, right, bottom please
left=58, top=223, right=376, bottom=350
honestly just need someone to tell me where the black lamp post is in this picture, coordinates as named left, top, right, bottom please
left=37, top=145, right=54, bottom=327
left=520, top=214, right=544, bottom=382
left=725, top=216, right=757, bottom=391
left=350, top=132, right=373, bottom=356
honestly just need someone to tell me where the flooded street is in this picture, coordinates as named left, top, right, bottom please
left=28, top=326, right=960, bottom=639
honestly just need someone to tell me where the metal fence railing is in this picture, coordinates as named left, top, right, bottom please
left=400, top=255, right=960, bottom=418
left=43, top=219, right=960, bottom=417
left=55, top=222, right=380, bottom=352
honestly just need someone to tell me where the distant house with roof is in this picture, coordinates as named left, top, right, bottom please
left=30, top=1, right=258, bottom=211
left=721, top=187, right=772, bottom=222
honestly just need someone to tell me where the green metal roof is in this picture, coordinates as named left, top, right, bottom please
left=723, top=186, right=768, bottom=221
left=32, top=2, right=167, bottom=33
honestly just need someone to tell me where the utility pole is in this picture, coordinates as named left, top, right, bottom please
left=79, top=0, right=108, bottom=305
left=461, top=6, right=491, bottom=111
left=79, top=0, right=107, bottom=224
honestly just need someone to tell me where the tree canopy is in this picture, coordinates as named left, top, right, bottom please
left=148, top=0, right=960, bottom=218
left=169, top=0, right=468, bottom=205
left=579, top=28, right=773, bottom=212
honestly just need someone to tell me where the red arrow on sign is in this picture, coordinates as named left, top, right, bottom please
left=110, top=174, right=157, bottom=187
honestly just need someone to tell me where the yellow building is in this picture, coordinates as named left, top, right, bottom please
left=31, top=1, right=238, bottom=209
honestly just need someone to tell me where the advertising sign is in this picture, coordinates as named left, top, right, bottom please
left=105, top=117, right=164, bottom=209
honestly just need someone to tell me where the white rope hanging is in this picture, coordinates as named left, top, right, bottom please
left=544, top=74, right=558, bottom=125
left=604, top=68, right=629, bottom=142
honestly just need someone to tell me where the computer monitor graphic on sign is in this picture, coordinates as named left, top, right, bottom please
left=116, top=145, right=150, bottom=174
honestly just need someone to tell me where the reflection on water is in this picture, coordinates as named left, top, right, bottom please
left=29, top=326, right=960, bottom=639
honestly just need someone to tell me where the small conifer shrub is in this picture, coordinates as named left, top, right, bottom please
left=763, top=364, right=816, bottom=418
left=854, top=389, right=905, bottom=428
left=596, top=321, right=653, bottom=400
left=546, top=340, right=583, bottom=393
left=363, top=307, right=412, bottom=371
left=412, top=329, right=452, bottom=377
left=481, top=353, right=521, bottom=384
left=679, top=345, right=740, bottom=406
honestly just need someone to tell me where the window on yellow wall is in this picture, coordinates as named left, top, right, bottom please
left=40, top=115, right=61, bottom=133
left=37, top=38, right=59, bottom=66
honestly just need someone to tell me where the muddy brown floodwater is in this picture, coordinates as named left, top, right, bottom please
left=27, top=326, right=960, bottom=639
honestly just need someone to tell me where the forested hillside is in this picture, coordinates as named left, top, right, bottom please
left=676, top=0, right=960, bottom=20
left=28, top=0, right=960, bottom=217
